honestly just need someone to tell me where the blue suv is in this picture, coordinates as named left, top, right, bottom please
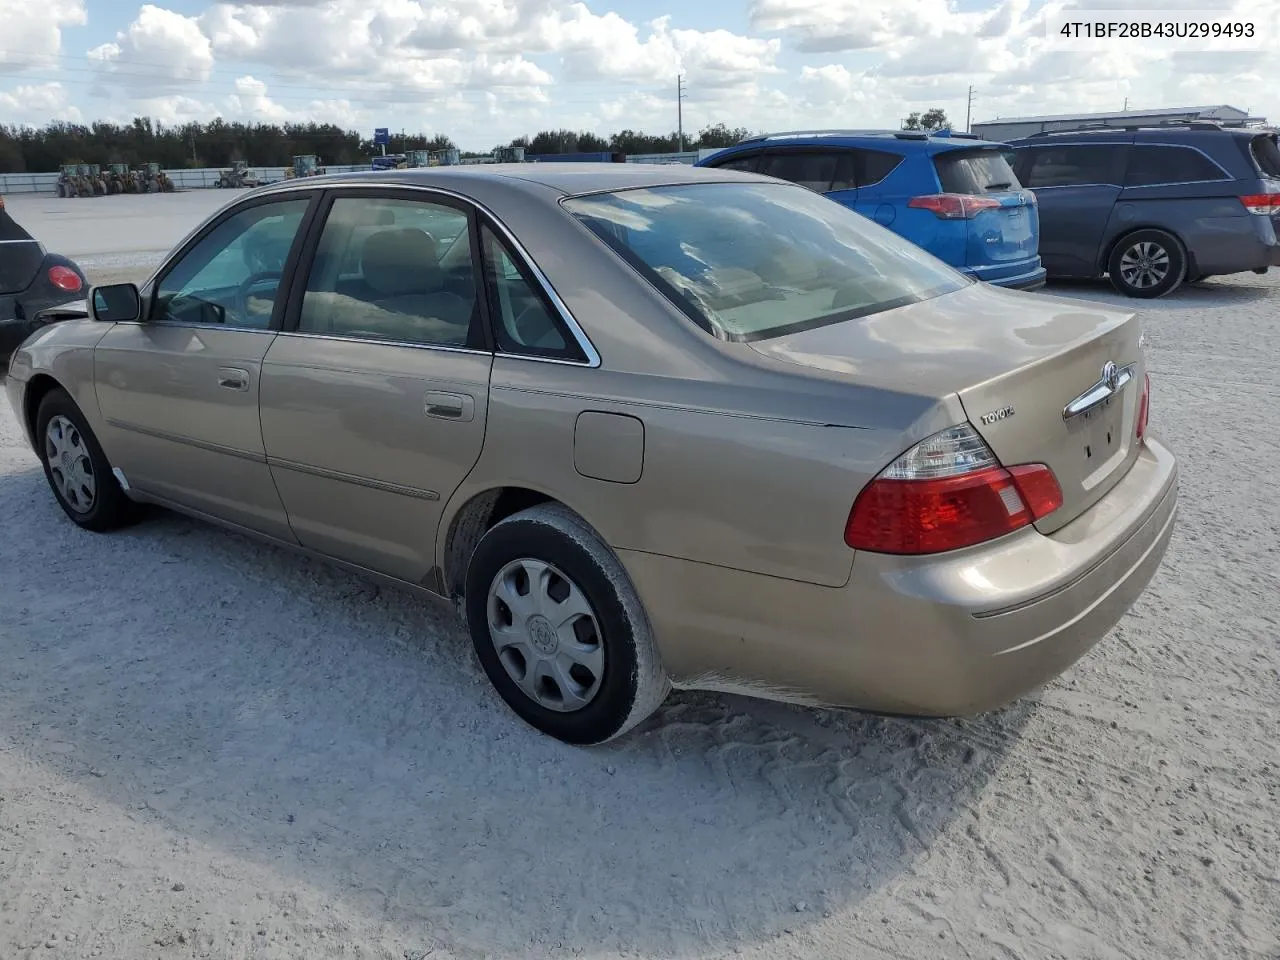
left=696, top=130, right=1046, bottom=290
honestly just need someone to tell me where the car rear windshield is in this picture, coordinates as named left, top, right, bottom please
left=933, top=148, right=1021, bottom=194
left=562, top=181, right=968, bottom=341
left=1251, top=134, right=1280, bottom=179
left=0, top=211, right=42, bottom=294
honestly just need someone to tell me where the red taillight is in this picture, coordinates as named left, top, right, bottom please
left=907, top=193, right=1002, bottom=220
left=1239, top=194, right=1279, bottom=216
left=48, top=265, right=82, bottom=292
left=1136, top=372, right=1150, bottom=441
left=844, top=424, right=1063, bottom=555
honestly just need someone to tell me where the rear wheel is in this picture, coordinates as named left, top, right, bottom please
left=464, top=503, right=669, bottom=744
left=35, top=389, right=144, bottom=532
left=1108, top=229, right=1186, bottom=298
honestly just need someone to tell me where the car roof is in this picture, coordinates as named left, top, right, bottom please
left=718, top=131, right=1005, bottom=154
left=259, top=163, right=773, bottom=198
left=1006, top=123, right=1263, bottom=146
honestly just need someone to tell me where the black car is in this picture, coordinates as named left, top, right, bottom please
left=1, top=195, right=89, bottom=365
left=1006, top=122, right=1280, bottom=297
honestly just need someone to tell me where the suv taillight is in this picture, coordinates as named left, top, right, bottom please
left=48, top=265, right=82, bottom=292
left=907, top=193, right=1002, bottom=219
left=1239, top=194, right=1279, bottom=216
left=844, top=424, right=1063, bottom=555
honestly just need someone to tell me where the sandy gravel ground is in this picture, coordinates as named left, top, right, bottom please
left=1, top=193, right=1277, bottom=960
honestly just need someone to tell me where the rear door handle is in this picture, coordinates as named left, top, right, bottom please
left=424, top=391, right=474, bottom=422
left=217, top=367, right=250, bottom=392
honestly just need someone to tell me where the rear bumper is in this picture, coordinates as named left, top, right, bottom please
left=619, top=434, right=1178, bottom=715
left=962, top=262, right=1048, bottom=291
left=1186, top=215, right=1280, bottom=275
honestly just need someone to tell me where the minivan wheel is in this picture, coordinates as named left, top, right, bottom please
left=1108, top=230, right=1186, bottom=298
left=464, top=503, right=670, bottom=745
left=35, top=388, right=144, bottom=532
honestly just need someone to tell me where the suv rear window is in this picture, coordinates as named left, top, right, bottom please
left=1251, top=135, right=1280, bottom=179
left=933, top=148, right=1021, bottom=194
left=563, top=181, right=967, bottom=341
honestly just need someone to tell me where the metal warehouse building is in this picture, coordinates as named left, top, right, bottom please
left=971, top=105, right=1268, bottom=142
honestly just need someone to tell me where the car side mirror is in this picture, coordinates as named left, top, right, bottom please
left=89, top=283, right=141, bottom=323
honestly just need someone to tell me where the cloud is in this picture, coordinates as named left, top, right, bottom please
left=89, top=5, right=216, bottom=91
left=0, top=82, right=83, bottom=125
left=0, top=0, right=87, bottom=72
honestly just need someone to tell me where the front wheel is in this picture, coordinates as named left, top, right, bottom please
left=464, top=503, right=669, bottom=744
left=1108, top=230, right=1186, bottom=298
left=36, top=389, right=144, bottom=532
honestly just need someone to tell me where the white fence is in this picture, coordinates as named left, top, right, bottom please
left=0, top=152, right=729, bottom=195
left=0, top=164, right=368, bottom=195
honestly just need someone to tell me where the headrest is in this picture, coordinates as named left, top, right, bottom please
left=361, top=228, right=439, bottom=297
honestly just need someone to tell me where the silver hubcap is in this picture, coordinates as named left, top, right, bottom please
left=1119, top=241, right=1170, bottom=289
left=486, top=558, right=604, bottom=713
left=44, top=415, right=96, bottom=514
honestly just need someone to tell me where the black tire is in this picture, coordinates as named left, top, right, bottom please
left=1108, top=229, right=1186, bottom=298
left=35, top=388, right=144, bottom=532
left=464, top=503, right=669, bottom=745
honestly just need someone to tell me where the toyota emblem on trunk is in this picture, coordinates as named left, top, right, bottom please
left=1101, top=361, right=1119, bottom=391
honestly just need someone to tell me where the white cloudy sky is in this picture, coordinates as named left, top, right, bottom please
left=0, top=0, right=1274, bottom=149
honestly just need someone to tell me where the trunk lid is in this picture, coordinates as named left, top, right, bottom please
left=931, top=146, right=1039, bottom=266
left=746, top=283, right=1145, bottom=531
left=966, top=192, right=1038, bottom=266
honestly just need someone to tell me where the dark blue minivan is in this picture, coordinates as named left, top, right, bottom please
left=696, top=130, right=1046, bottom=290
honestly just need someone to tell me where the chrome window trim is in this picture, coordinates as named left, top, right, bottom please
left=274, top=329, right=490, bottom=356
left=143, top=178, right=602, bottom=369
left=1019, top=140, right=1234, bottom=190
left=111, top=319, right=277, bottom=335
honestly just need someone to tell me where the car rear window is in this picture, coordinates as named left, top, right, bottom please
left=0, top=211, right=42, bottom=294
left=563, top=181, right=968, bottom=341
left=1251, top=135, right=1280, bottom=179
left=1124, top=145, right=1228, bottom=186
left=933, top=148, right=1022, bottom=194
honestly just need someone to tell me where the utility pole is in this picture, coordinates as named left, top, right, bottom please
left=965, top=85, right=975, bottom=133
left=1123, top=97, right=1130, bottom=110
left=677, top=74, right=685, bottom=152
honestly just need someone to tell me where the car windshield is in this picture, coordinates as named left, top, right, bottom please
left=934, top=148, right=1022, bottom=194
left=562, top=182, right=968, bottom=341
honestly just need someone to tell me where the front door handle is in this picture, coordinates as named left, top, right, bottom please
left=424, top=391, right=474, bottom=422
left=217, top=367, right=250, bottom=392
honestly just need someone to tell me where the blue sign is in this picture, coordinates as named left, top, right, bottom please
left=373, top=128, right=389, bottom=145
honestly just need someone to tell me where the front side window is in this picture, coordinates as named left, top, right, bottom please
left=153, top=198, right=308, bottom=328
left=1124, top=145, right=1228, bottom=186
left=1022, top=144, right=1124, bottom=188
left=297, top=195, right=478, bottom=347
left=564, top=181, right=967, bottom=341
left=481, top=226, right=583, bottom=361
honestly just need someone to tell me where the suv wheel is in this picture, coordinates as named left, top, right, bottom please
left=1108, top=230, right=1186, bottom=299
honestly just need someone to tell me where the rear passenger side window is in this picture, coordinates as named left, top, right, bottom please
left=297, top=196, right=479, bottom=348
left=856, top=150, right=903, bottom=187
left=1124, top=145, right=1228, bottom=186
left=710, top=154, right=761, bottom=172
left=758, top=151, right=842, bottom=192
left=481, top=226, right=585, bottom=362
left=1022, top=145, right=1123, bottom=187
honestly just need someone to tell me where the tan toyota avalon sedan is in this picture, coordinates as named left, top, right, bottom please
left=5, top=164, right=1177, bottom=744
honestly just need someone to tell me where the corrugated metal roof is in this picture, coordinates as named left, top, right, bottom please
left=973, top=105, right=1251, bottom=126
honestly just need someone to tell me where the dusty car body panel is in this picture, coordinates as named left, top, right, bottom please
left=6, top=165, right=1178, bottom=719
